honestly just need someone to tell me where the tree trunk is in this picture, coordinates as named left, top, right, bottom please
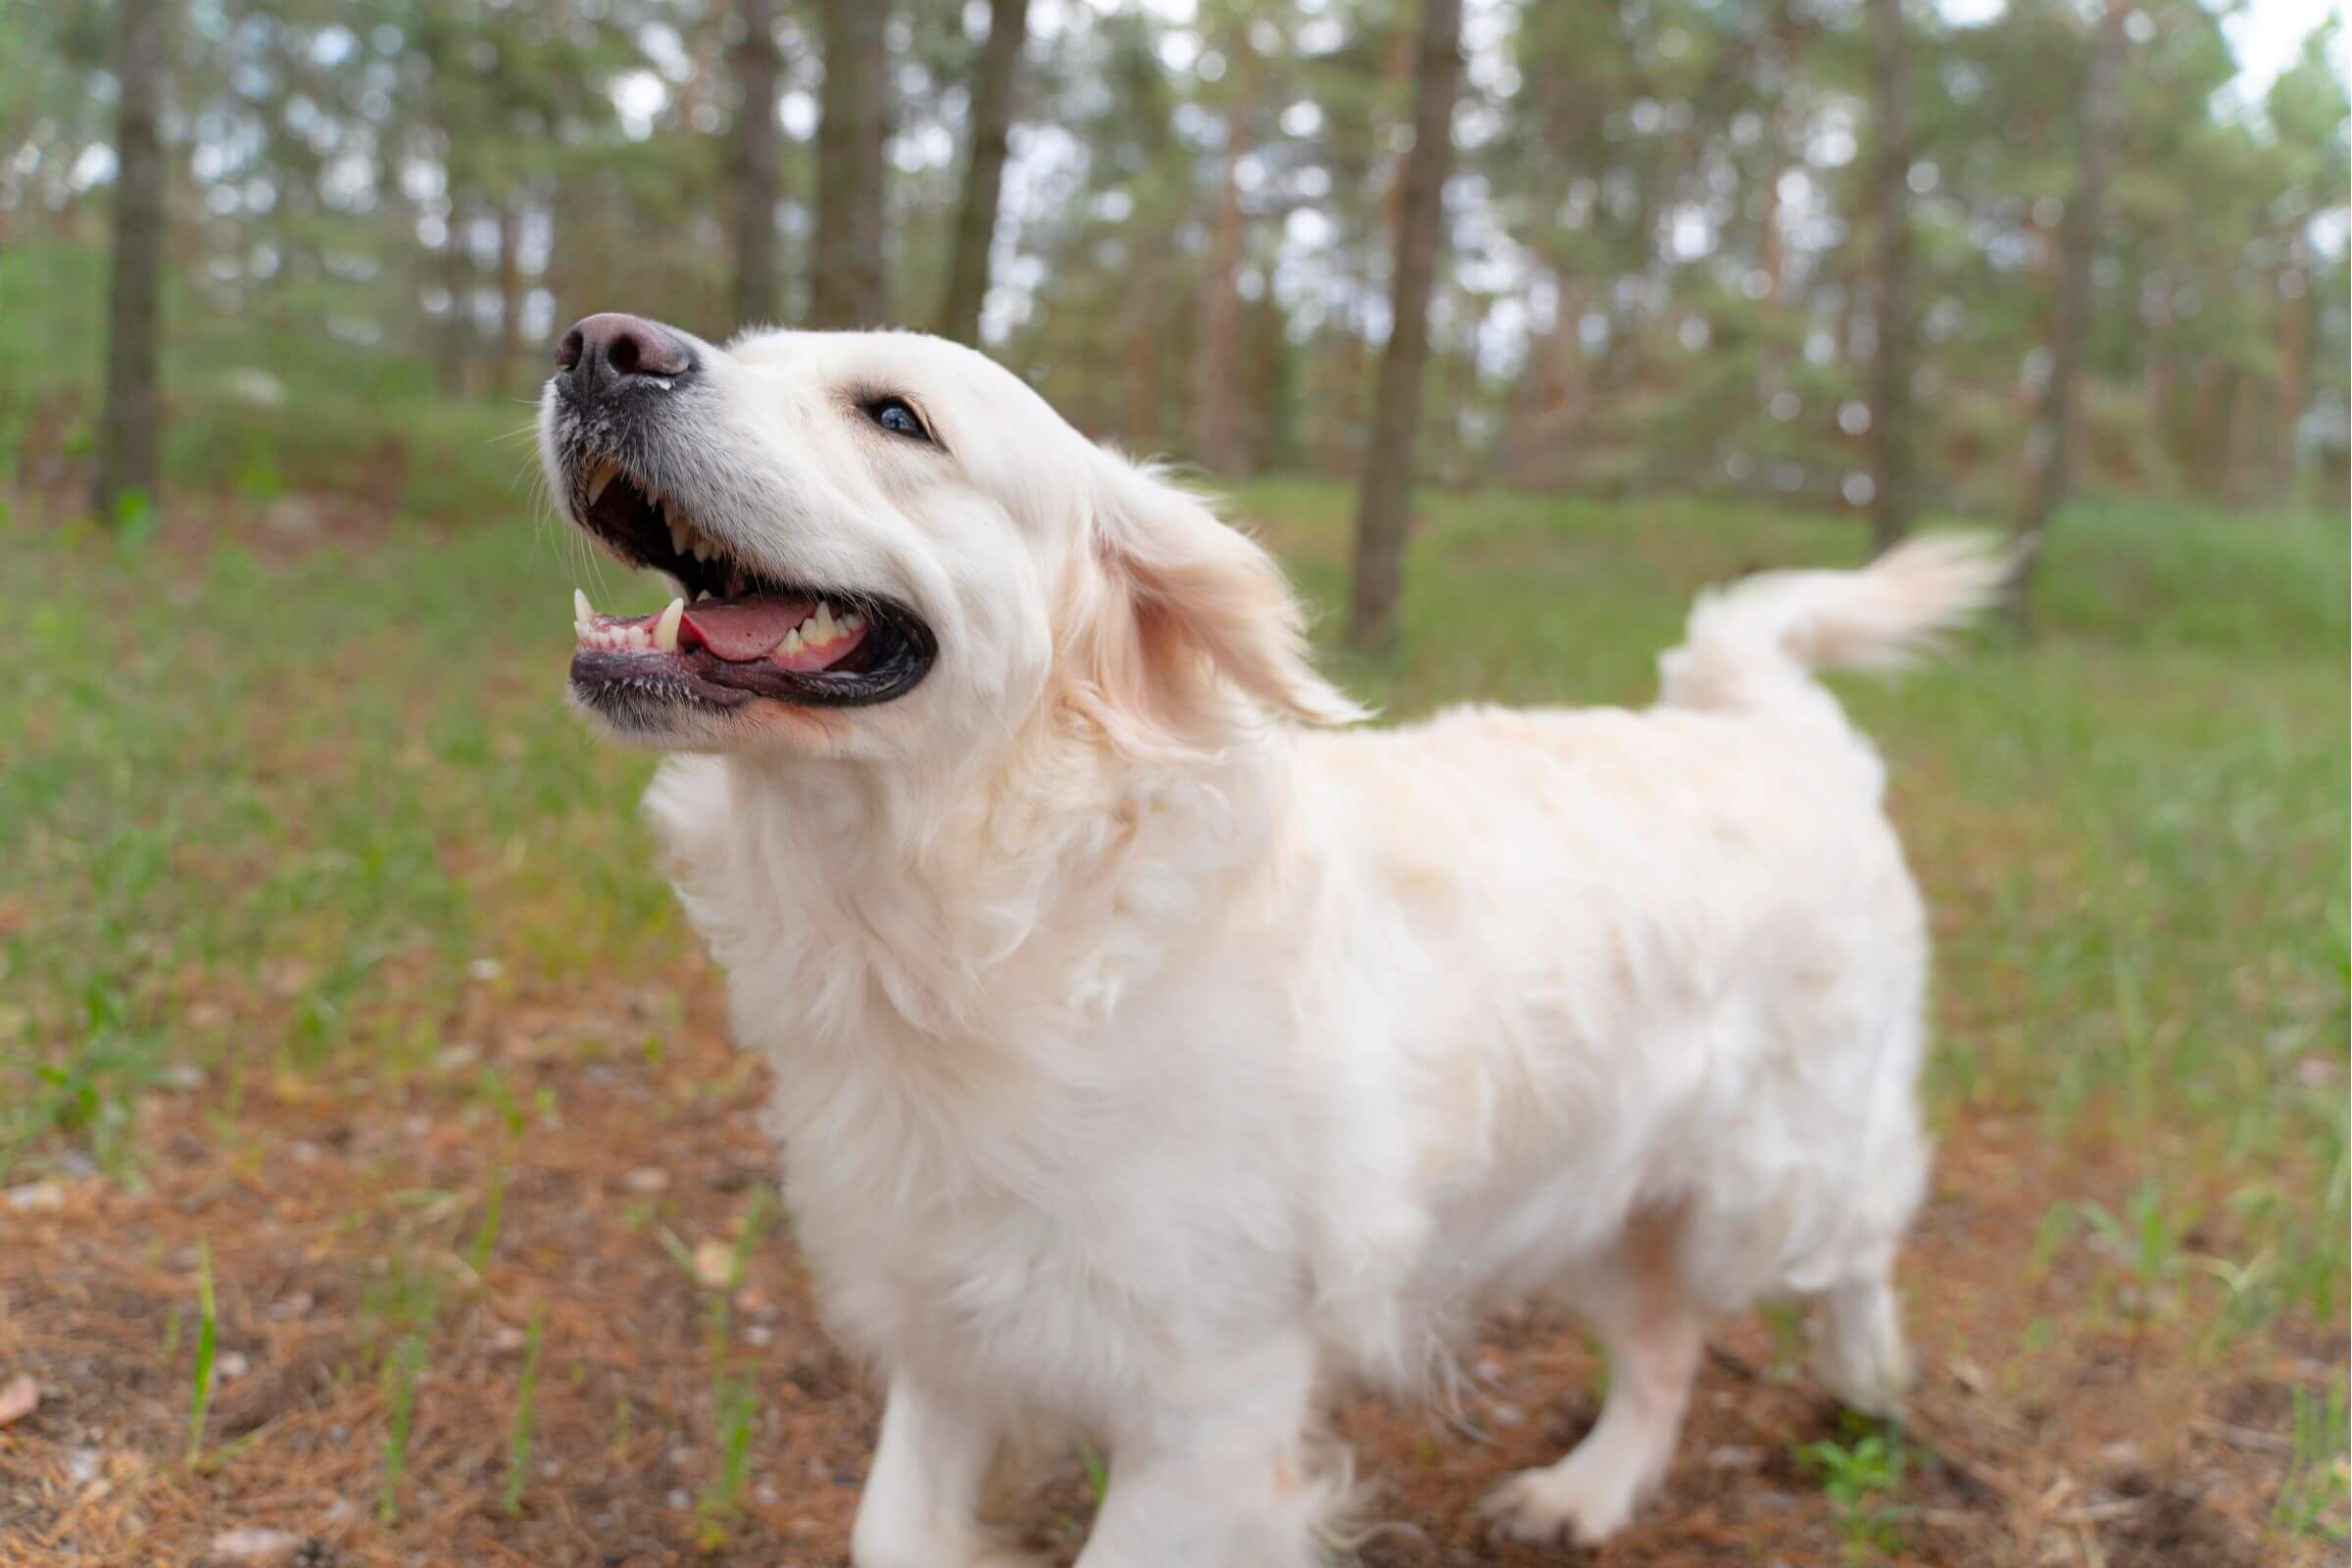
left=936, top=0, right=1028, bottom=345
left=1756, top=152, right=1787, bottom=304
left=1124, top=257, right=1161, bottom=446
left=94, top=0, right=168, bottom=523
left=2275, top=243, right=2309, bottom=502
left=1864, top=0, right=1915, bottom=549
left=809, top=0, right=889, bottom=328
left=729, top=0, right=783, bottom=329
left=438, top=205, right=470, bottom=398
left=1754, top=0, right=1800, bottom=305
left=495, top=198, right=523, bottom=398
left=1189, top=43, right=1256, bottom=477
left=1346, top=0, right=1464, bottom=652
left=2010, top=0, right=2129, bottom=622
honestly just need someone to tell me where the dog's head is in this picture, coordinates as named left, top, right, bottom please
left=538, top=314, right=1361, bottom=763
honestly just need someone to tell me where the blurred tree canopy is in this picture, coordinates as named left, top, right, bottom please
left=4, top=0, right=2346, bottom=519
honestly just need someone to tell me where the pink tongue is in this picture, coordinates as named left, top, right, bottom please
left=678, top=597, right=816, bottom=662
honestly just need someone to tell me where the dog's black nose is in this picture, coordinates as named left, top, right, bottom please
left=556, top=313, right=695, bottom=401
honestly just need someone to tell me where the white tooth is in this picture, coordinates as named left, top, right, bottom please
left=810, top=603, right=839, bottom=646
left=670, top=519, right=691, bottom=556
left=844, top=612, right=864, bottom=634
left=573, top=588, right=594, bottom=624
left=782, top=628, right=804, bottom=657
left=586, top=462, right=619, bottom=505
left=692, top=539, right=713, bottom=562
left=653, top=598, right=683, bottom=654
left=696, top=589, right=712, bottom=602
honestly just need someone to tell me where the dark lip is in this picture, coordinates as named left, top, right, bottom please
left=552, top=438, right=938, bottom=712
left=566, top=604, right=937, bottom=712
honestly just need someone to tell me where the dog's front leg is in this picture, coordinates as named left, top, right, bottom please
left=1075, top=1336, right=1329, bottom=1568
left=853, top=1374, right=1033, bottom=1568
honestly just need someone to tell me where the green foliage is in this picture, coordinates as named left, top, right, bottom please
left=694, top=1372, right=761, bottom=1548
left=2276, top=1382, right=2351, bottom=1543
left=8, top=0, right=2344, bottom=514
left=377, top=1331, right=430, bottom=1524
left=366, top=1253, right=447, bottom=1523
left=501, top=1309, right=548, bottom=1517
left=185, top=1243, right=217, bottom=1469
left=1796, top=1422, right=1907, bottom=1560
left=2079, top=1179, right=2198, bottom=1308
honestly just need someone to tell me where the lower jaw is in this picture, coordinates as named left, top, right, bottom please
left=567, top=645, right=925, bottom=710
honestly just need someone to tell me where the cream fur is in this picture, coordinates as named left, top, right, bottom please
left=539, top=324, right=2007, bottom=1566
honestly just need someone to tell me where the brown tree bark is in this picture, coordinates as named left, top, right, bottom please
left=1347, top=0, right=1464, bottom=652
left=936, top=0, right=1028, bottom=345
left=2011, top=0, right=2130, bottom=623
left=1189, top=42, right=1256, bottom=476
left=1754, top=0, right=1801, bottom=305
left=1124, top=259, right=1161, bottom=446
left=495, top=198, right=522, bottom=397
left=808, top=0, right=889, bottom=329
left=94, top=0, right=168, bottom=523
left=729, top=0, right=783, bottom=329
left=437, top=204, right=470, bottom=398
left=2275, top=244, right=2310, bottom=501
left=1864, top=0, right=1915, bottom=549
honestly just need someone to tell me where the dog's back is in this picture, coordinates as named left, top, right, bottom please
left=1274, top=539, right=2006, bottom=1543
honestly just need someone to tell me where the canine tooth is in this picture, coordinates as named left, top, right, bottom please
left=586, top=462, right=619, bottom=505
left=573, top=588, right=594, bottom=624
left=810, top=603, right=839, bottom=645
left=653, top=598, right=684, bottom=654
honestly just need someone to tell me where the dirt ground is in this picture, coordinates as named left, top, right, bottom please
left=1, top=949, right=2337, bottom=1568
left=3, top=474, right=2342, bottom=1565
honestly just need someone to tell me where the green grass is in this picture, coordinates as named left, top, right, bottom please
left=502, top=1309, right=548, bottom=1517
left=1796, top=1421, right=1908, bottom=1561
left=2279, top=1382, right=2352, bottom=1543
left=185, top=1241, right=217, bottom=1469
left=0, top=238, right=534, bottom=512
left=0, top=427, right=2344, bottom=1364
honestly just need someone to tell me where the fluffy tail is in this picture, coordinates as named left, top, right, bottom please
left=1657, top=533, right=2012, bottom=719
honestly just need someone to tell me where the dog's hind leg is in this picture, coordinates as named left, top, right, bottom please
left=1483, top=1211, right=1704, bottom=1546
left=1810, top=1272, right=1912, bottom=1419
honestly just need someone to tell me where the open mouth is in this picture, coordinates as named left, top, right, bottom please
left=564, top=460, right=935, bottom=711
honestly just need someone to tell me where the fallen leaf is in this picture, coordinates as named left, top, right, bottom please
left=209, top=1527, right=301, bottom=1564
left=692, top=1240, right=736, bottom=1289
left=0, top=1375, right=38, bottom=1427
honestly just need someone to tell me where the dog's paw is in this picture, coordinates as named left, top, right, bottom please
left=854, top=1534, right=1050, bottom=1568
left=859, top=1550, right=1048, bottom=1568
left=1480, top=1459, right=1642, bottom=1548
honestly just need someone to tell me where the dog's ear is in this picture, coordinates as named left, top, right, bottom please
left=1065, top=458, right=1366, bottom=754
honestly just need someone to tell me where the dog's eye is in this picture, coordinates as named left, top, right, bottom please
left=865, top=397, right=930, bottom=443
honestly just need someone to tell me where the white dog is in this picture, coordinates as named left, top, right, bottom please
left=538, top=313, right=2002, bottom=1566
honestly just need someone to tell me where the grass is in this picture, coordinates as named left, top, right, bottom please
left=2279, top=1383, right=2352, bottom=1544
left=502, top=1308, right=547, bottom=1517
left=185, top=1241, right=217, bottom=1469
left=1795, top=1422, right=1908, bottom=1561
left=0, top=312, right=2344, bottom=1556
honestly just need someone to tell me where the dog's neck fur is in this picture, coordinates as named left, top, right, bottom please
left=649, top=706, right=1290, bottom=1061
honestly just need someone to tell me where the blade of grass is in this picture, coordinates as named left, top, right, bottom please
left=185, top=1241, right=216, bottom=1468
left=501, top=1308, right=547, bottom=1516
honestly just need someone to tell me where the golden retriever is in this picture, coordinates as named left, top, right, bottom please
left=537, top=312, right=2003, bottom=1566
